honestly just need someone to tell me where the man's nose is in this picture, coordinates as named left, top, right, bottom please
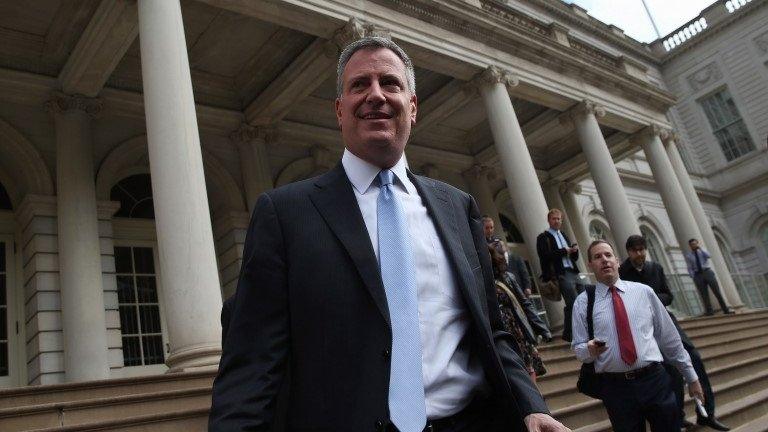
left=365, top=81, right=386, bottom=104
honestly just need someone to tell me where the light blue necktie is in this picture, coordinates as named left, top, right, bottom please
left=377, top=169, right=427, bottom=432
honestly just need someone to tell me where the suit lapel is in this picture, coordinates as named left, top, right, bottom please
left=309, top=164, right=390, bottom=326
left=409, top=173, right=487, bottom=319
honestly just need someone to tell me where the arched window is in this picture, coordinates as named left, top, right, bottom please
left=640, top=226, right=666, bottom=266
left=500, top=213, right=524, bottom=243
left=713, top=229, right=738, bottom=274
left=761, top=223, right=768, bottom=265
left=0, top=182, right=11, bottom=210
left=111, top=174, right=154, bottom=219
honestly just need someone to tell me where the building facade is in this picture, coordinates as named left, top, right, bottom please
left=0, top=0, right=765, bottom=388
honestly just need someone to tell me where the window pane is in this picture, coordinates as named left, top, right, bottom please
left=133, top=248, right=155, bottom=273
left=114, top=247, right=133, bottom=273
left=116, top=276, right=135, bottom=303
left=0, top=308, right=6, bottom=340
left=136, top=277, right=158, bottom=303
left=0, top=342, right=7, bottom=376
left=119, top=306, right=138, bottom=335
left=0, top=242, right=5, bottom=272
left=122, top=336, right=142, bottom=366
left=142, top=335, right=164, bottom=365
left=139, top=305, right=161, bottom=334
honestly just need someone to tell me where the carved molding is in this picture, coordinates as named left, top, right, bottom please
left=331, top=17, right=391, bottom=52
left=686, top=62, right=722, bottom=92
left=45, top=91, right=103, bottom=117
left=754, top=30, right=768, bottom=55
left=630, top=123, right=670, bottom=146
left=559, top=99, right=605, bottom=125
left=463, top=164, right=495, bottom=180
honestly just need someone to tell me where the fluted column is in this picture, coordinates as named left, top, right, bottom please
left=138, top=0, right=222, bottom=371
left=230, top=123, right=275, bottom=213
left=563, top=100, right=639, bottom=259
left=665, top=135, right=742, bottom=307
left=475, top=66, right=564, bottom=329
left=464, top=165, right=504, bottom=238
left=46, top=92, right=110, bottom=382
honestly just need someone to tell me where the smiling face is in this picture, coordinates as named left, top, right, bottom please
left=588, top=241, right=620, bottom=286
left=335, top=47, right=417, bottom=168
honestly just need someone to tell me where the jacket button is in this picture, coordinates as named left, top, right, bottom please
left=375, top=419, right=385, bottom=430
left=382, top=349, right=391, bottom=358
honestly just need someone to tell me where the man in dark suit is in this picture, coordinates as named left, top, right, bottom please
left=619, top=235, right=729, bottom=431
left=208, top=37, right=568, bottom=432
left=536, top=209, right=580, bottom=341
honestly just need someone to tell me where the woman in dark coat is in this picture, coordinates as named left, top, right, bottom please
left=488, top=245, right=547, bottom=382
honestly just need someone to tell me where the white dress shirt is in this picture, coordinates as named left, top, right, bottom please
left=685, top=249, right=712, bottom=278
left=571, top=278, right=698, bottom=383
left=546, top=228, right=574, bottom=270
left=341, top=149, right=485, bottom=419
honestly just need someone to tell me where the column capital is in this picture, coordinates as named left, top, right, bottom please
left=472, top=66, right=519, bottom=90
left=463, top=164, right=495, bottom=180
left=630, top=123, right=671, bottom=145
left=45, top=91, right=103, bottom=118
left=558, top=99, right=605, bottom=126
left=229, top=123, right=278, bottom=144
left=330, top=17, right=391, bottom=53
left=558, top=181, right=582, bottom=195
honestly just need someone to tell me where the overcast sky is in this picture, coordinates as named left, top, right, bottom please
left=563, top=0, right=716, bottom=43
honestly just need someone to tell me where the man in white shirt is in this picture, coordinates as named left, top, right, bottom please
left=210, top=37, right=567, bottom=432
left=572, top=240, right=704, bottom=432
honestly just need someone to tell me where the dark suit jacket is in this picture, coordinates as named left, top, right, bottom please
left=209, top=163, right=548, bottom=431
left=507, top=254, right=531, bottom=292
left=536, top=230, right=579, bottom=281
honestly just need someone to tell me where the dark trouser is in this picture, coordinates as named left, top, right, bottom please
left=664, top=314, right=716, bottom=420
left=559, top=269, right=581, bottom=342
left=693, top=269, right=729, bottom=314
left=600, top=365, right=680, bottom=432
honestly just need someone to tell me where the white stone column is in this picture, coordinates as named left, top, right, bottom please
left=560, top=183, right=592, bottom=268
left=138, top=0, right=222, bottom=371
left=564, top=100, right=639, bottom=259
left=230, top=123, right=275, bottom=213
left=464, top=165, right=504, bottom=238
left=665, top=135, right=743, bottom=307
left=46, top=93, right=110, bottom=382
left=475, top=66, right=564, bottom=330
left=636, top=126, right=703, bottom=258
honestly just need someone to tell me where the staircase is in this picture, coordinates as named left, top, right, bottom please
left=540, top=309, right=768, bottom=432
left=1, top=310, right=767, bottom=431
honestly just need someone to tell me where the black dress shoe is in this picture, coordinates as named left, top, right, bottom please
left=723, top=310, right=735, bottom=315
left=697, top=416, right=730, bottom=431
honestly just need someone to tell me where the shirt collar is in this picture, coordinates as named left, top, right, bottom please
left=341, top=149, right=412, bottom=195
left=547, top=227, right=561, bottom=236
left=596, top=278, right=626, bottom=296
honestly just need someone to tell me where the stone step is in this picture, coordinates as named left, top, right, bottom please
left=730, top=412, right=768, bottom=432
left=27, top=407, right=208, bottom=431
left=683, top=369, right=768, bottom=417
left=683, top=316, right=768, bottom=339
left=684, top=387, right=768, bottom=431
left=0, top=371, right=215, bottom=409
left=677, top=310, right=768, bottom=331
left=0, top=386, right=211, bottom=431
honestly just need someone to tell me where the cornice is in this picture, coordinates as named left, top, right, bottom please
left=659, top=0, right=768, bottom=64
left=371, top=0, right=676, bottom=110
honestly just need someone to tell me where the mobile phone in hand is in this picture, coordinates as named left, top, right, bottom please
left=695, top=398, right=708, bottom=418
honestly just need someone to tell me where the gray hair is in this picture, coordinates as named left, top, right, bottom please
left=336, top=37, right=416, bottom=98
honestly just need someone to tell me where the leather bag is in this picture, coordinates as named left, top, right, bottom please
left=576, top=285, right=602, bottom=399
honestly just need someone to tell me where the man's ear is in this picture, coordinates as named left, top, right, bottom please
left=410, top=94, right=418, bottom=126
left=335, top=98, right=343, bottom=129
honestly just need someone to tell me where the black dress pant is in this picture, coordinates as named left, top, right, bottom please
left=600, top=365, right=680, bottom=432
left=559, top=269, right=582, bottom=342
left=664, top=314, right=716, bottom=420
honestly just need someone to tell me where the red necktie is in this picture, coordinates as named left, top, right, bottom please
left=610, top=286, right=637, bottom=365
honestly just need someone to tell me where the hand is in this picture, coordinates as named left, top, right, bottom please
left=587, top=339, right=608, bottom=358
left=688, top=380, right=704, bottom=404
left=524, top=288, right=532, bottom=297
left=524, top=413, right=570, bottom=431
